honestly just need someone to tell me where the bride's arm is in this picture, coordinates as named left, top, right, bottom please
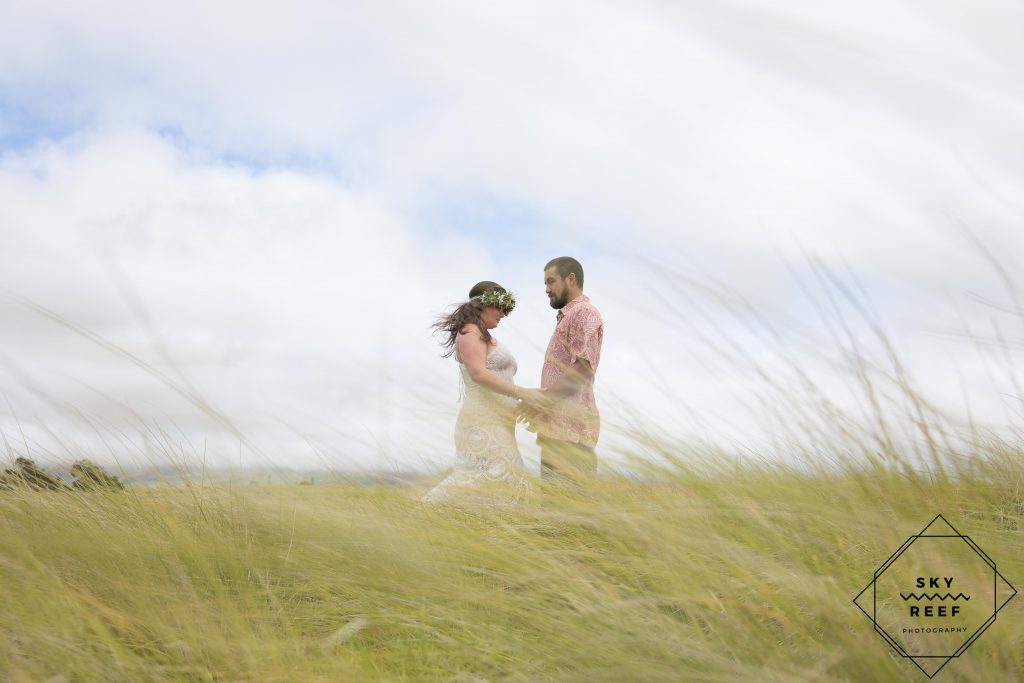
left=456, top=326, right=523, bottom=400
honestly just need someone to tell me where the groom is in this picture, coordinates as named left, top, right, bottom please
left=518, top=256, right=604, bottom=484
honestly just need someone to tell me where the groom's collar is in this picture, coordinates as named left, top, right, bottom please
left=556, top=293, right=589, bottom=322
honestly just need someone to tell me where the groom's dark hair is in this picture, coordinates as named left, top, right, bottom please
left=545, top=256, right=584, bottom=289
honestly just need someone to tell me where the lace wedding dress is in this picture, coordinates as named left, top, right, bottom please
left=422, top=339, right=532, bottom=506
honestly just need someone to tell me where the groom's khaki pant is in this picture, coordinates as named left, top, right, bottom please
left=537, top=434, right=597, bottom=486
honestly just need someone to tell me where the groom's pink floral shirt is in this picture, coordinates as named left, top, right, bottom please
left=539, top=293, right=603, bottom=448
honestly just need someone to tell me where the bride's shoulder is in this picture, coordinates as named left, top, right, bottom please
left=457, top=324, right=486, bottom=344
left=455, top=324, right=486, bottom=360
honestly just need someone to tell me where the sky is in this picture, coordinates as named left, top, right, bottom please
left=2, top=0, right=1023, bottom=475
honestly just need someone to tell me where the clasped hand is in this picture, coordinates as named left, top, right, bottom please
left=514, top=388, right=555, bottom=431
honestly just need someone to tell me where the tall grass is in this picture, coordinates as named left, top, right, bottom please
left=2, top=454, right=1021, bottom=682
left=2, top=262, right=1023, bottom=681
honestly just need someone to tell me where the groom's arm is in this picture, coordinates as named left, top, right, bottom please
left=544, top=308, right=601, bottom=398
left=542, top=358, right=594, bottom=398
left=518, top=358, right=592, bottom=412
left=520, top=310, right=602, bottom=410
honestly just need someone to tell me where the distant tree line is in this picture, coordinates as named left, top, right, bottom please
left=0, top=457, right=124, bottom=491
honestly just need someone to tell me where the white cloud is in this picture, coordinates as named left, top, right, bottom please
left=0, top=130, right=497, bottom=470
left=1, top=1, right=1023, bottom=473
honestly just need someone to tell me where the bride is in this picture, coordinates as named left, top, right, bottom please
left=422, top=281, right=534, bottom=505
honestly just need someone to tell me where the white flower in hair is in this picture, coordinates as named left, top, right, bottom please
left=475, top=289, right=516, bottom=314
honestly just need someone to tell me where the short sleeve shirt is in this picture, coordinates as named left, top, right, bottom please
left=539, top=294, right=603, bottom=447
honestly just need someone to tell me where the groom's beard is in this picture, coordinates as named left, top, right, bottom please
left=549, top=290, right=569, bottom=309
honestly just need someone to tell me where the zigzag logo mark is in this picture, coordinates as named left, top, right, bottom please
left=900, top=593, right=971, bottom=602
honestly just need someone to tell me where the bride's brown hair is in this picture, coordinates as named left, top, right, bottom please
left=433, top=281, right=507, bottom=358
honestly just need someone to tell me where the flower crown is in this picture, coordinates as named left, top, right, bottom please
left=473, top=289, right=516, bottom=314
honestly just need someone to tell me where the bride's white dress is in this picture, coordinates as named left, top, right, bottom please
left=422, top=339, right=532, bottom=506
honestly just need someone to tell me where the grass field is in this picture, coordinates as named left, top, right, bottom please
left=3, top=264, right=1023, bottom=681
left=1, top=445, right=1021, bottom=682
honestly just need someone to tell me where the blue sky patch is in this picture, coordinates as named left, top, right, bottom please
left=0, top=98, right=84, bottom=154
left=419, top=185, right=545, bottom=253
